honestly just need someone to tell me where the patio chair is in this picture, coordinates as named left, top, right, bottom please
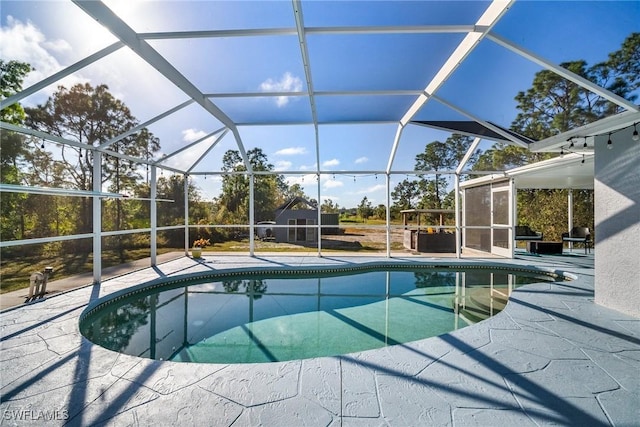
left=515, top=225, right=543, bottom=241
left=562, top=227, right=592, bottom=254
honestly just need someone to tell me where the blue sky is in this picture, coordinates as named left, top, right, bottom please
left=1, top=1, right=638, bottom=208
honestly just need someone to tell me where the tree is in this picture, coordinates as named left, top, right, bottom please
left=476, top=32, right=639, bottom=237
left=373, top=204, right=386, bottom=220
left=415, top=135, right=477, bottom=207
left=216, top=148, right=288, bottom=225
left=25, top=83, right=160, bottom=239
left=357, top=196, right=373, bottom=222
left=0, top=60, right=31, bottom=243
left=0, top=60, right=31, bottom=123
left=321, top=198, right=339, bottom=213
left=391, top=178, right=420, bottom=211
left=403, top=134, right=477, bottom=210
left=282, top=183, right=308, bottom=201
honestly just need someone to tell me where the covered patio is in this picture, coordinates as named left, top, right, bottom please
left=460, top=152, right=594, bottom=258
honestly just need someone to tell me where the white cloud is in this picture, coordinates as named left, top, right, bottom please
left=275, top=146, right=306, bottom=156
left=286, top=173, right=316, bottom=187
left=259, top=72, right=303, bottom=107
left=182, top=128, right=208, bottom=143
left=0, top=16, right=84, bottom=99
left=355, top=156, right=369, bottom=164
left=323, top=179, right=344, bottom=189
left=322, top=158, right=340, bottom=168
left=298, top=163, right=316, bottom=171
left=357, top=184, right=386, bottom=194
left=275, top=160, right=292, bottom=171
left=43, top=38, right=72, bottom=54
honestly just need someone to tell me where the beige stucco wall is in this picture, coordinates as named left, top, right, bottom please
left=594, top=125, right=640, bottom=317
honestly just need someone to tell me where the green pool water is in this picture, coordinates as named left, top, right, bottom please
left=80, top=267, right=558, bottom=363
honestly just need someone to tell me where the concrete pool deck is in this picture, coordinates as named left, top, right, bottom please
left=1, top=251, right=638, bottom=426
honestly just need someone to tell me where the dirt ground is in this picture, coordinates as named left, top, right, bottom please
left=252, top=226, right=408, bottom=252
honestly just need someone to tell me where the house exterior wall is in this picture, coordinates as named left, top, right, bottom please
left=594, top=127, right=640, bottom=318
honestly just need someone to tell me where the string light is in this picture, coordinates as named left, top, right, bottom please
left=40, top=139, right=45, bottom=149
left=633, top=123, right=639, bottom=141
left=607, top=133, right=613, bottom=150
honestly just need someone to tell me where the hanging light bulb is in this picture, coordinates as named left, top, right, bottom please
left=40, top=139, right=45, bottom=149
left=607, top=133, right=613, bottom=150
left=560, top=147, right=564, bottom=155
left=581, top=155, right=585, bottom=164
left=569, top=139, right=574, bottom=148
left=633, top=123, right=639, bottom=141
left=583, top=140, right=588, bottom=148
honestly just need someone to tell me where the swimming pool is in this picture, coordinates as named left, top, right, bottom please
left=80, top=265, right=562, bottom=364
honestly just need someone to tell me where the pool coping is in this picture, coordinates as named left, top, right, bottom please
left=1, top=253, right=638, bottom=426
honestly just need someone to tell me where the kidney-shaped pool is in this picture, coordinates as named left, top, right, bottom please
left=80, top=265, right=563, bottom=364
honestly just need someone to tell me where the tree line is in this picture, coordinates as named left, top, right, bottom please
left=1, top=32, right=637, bottom=257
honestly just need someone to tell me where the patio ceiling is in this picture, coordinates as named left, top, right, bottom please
left=1, top=0, right=639, bottom=180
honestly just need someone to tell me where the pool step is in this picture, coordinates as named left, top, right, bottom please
left=455, top=287, right=510, bottom=324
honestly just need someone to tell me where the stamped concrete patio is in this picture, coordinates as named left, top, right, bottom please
left=1, top=251, right=638, bottom=426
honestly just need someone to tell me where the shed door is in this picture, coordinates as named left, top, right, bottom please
left=288, top=219, right=296, bottom=242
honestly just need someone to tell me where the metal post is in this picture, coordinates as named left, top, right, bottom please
left=568, top=188, right=574, bottom=251
left=454, top=174, right=461, bottom=258
left=182, top=170, right=188, bottom=255
left=386, top=173, right=391, bottom=258
left=150, top=167, right=157, bottom=264
left=509, top=178, right=516, bottom=258
left=249, top=174, right=255, bottom=256
left=317, top=173, right=322, bottom=257
left=92, top=152, right=102, bottom=283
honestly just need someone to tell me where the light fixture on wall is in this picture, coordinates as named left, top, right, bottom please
left=607, top=133, right=613, bottom=150
left=633, top=123, right=639, bottom=141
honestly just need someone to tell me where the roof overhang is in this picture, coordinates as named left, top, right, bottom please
left=460, top=152, right=594, bottom=190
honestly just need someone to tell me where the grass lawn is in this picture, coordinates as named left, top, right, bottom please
left=0, top=248, right=177, bottom=294
left=1, top=223, right=409, bottom=294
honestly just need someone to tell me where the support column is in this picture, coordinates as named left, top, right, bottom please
left=182, top=169, right=188, bottom=255
left=317, top=173, right=322, bottom=257
left=386, top=173, right=391, bottom=258
left=454, top=174, right=461, bottom=258
left=568, top=188, right=574, bottom=251
left=249, top=174, right=255, bottom=257
left=150, top=167, right=157, bottom=264
left=92, top=152, right=102, bottom=284
left=568, top=188, right=574, bottom=230
left=509, top=178, right=516, bottom=258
